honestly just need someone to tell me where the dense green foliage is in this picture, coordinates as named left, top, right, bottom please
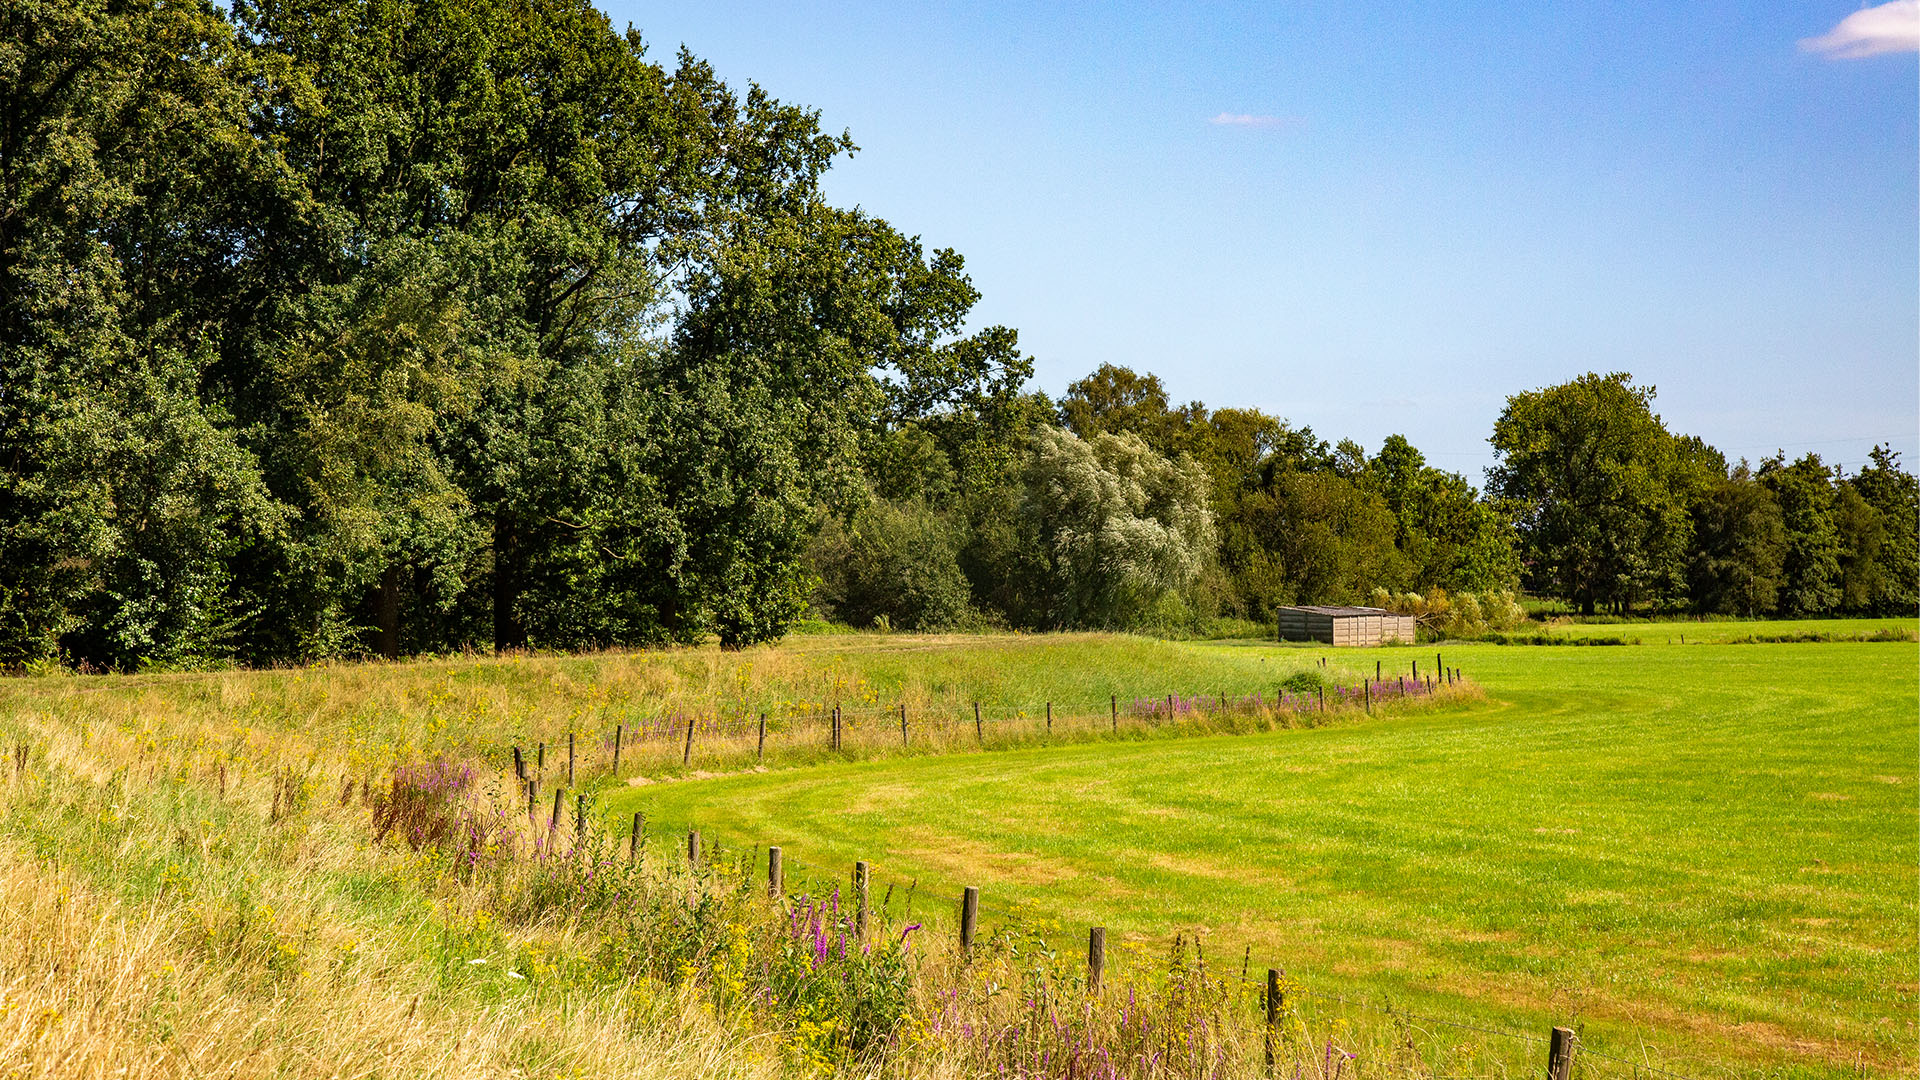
left=1489, top=373, right=1916, bottom=618
left=1, top=2, right=1912, bottom=668
left=0, top=0, right=1026, bottom=665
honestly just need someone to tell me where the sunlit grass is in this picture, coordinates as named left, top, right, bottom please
left=0, top=625, right=1909, bottom=1078
left=1509, top=616, right=1916, bottom=643
left=0, top=634, right=1383, bottom=784
left=620, top=634, right=1919, bottom=1080
left=0, top=632, right=1459, bottom=1079
left=0, top=708, right=777, bottom=1078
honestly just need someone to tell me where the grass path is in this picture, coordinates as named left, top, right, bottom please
left=613, top=638, right=1918, bottom=1080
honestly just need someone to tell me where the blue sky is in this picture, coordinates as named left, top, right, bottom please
left=608, top=1, right=1918, bottom=483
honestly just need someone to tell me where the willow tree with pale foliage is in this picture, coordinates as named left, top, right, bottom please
left=1009, top=428, right=1216, bottom=629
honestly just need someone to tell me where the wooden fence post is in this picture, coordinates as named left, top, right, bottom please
left=1111, top=695, right=1117, bottom=732
left=527, top=779, right=538, bottom=822
left=1317, top=686, right=1324, bottom=712
left=1364, top=681, right=1371, bottom=714
left=1436, top=652, right=1442, bottom=678
left=1376, top=660, right=1381, bottom=681
left=575, top=793, right=587, bottom=842
left=960, top=886, right=979, bottom=959
left=612, top=725, right=622, bottom=777
left=513, top=745, right=526, bottom=781
left=1265, top=968, right=1283, bottom=1071
left=630, top=811, right=644, bottom=862
left=687, top=829, right=700, bottom=870
left=548, top=786, right=564, bottom=846
left=567, top=732, right=575, bottom=786
left=758, top=712, right=767, bottom=760
left=768, top=846, right=784, bottom=898
left=682, top=715, right=696, bottom=767
left=974, top=703, right=982, bottom=743
left=1046, top=701, right=1052, bottom=735
left=1087, top=927, right=1106, bottom=993
left=1548, top=1026, right=1575, bottom=1080
left=537, top=742, right=545, bottom=770
left=854, top=861, right=870, bottom=939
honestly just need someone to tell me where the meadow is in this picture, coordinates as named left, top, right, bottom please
left=0, top=626, right=1909, bottom=1078
left=0, top=634, right=1428, bottom=1078
left=1494, top=616, right=1916, bottom=644
left=619, top=633, right=1918, bottom=1080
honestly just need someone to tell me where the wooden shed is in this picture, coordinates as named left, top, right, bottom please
left=1275, top=605, right=1416, bottom=646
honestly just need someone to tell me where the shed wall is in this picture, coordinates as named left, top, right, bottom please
left=1276, top=610, right=1334, bottom=644
left=1276, top=609, right=1418, bottom=646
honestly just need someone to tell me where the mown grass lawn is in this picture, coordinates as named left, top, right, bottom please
left=1518, top=616, right=1915, bottom=642
left=614, top=634, right=1918, bottom=1080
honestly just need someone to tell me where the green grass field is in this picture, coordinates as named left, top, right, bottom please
left=1508, top=616, right=1916, bottom=643
left=614, top=631, right=1918, bottom=1080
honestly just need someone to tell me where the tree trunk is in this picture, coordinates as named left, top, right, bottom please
left=493, top=513, right=526, bottom=651
left=375, top=564, right=401, bottom=660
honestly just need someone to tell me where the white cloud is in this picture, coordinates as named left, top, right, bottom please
left=1800, top=1, right=1920, bottom=59
left=1208, top=112, right=1302, bottom=130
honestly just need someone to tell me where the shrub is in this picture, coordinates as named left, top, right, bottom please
left=1280, top=669, right=1327, bottom=695
left=813, top=500, right=974, bottom=631
left=1372, top=586, right=1526, bottom=637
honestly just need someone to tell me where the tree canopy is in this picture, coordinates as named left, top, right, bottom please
left=1488, top=373, right=1699, bottom=614
left=1, top=2, right=1911, bottom=669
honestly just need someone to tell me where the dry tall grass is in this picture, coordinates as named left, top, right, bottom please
left=0, top=633, right=1464, bottom=784
left=0, top=705, right=781, bottom=1079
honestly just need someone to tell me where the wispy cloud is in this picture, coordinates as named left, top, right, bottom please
left=1208, top=112, right=1303, bottom=130
left=1800, top=1, right=1920, bottom=59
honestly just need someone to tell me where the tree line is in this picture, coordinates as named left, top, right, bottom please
left=2, top=0, right=1912, bottom=670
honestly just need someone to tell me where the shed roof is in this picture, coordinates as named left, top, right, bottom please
left=1277, top=605, right=1400, bottom=618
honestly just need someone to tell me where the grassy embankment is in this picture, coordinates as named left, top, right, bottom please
left=621, top=629, right=1919, bottom=1080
